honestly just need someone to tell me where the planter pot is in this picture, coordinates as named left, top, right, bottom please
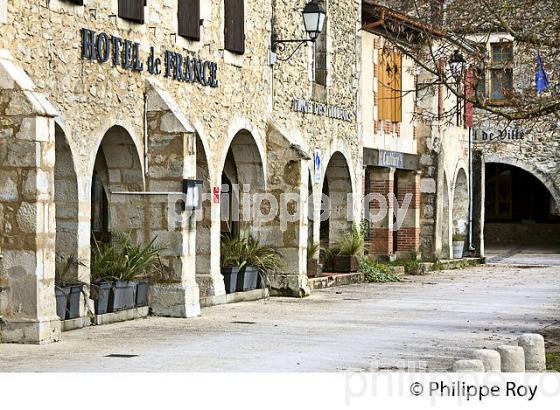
left=110, top=280, right=137, bottom=311
left=66, top=285, right=82, bottom=319
left=452, top=241, right=465, bottom=259
left=92, top=281, right=112, bottom=315
left=222, top=267, right=240, bottom=294
left=135, top=279, right=150, bottom=307
left=307, top=259, right=322, bottom=278
left=333, top=255, right=359, bottom=273
left=55, top=287, right=67, bottom=320
left=236, top=266, right=258, bottom=292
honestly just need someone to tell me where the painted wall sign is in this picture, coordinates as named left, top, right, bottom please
left=292, top=99, right=353, bottom=122
left=81, top=28, right=219, bottom=88
left=473, top=127, right=526, bottom=143
left=378, top=149, right=404, bottom=169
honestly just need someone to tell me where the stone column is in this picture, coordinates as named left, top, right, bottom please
left=395, top=170, right=420, bottom=257
left=0, top=51, right=61, bottom=343
left=144, top=80, right=200, bottom=318
left=263, top=122, right=310, bottom=297
left=472, top=150, right=485, bottom=257
left=367, top=167, right=395, bottom=260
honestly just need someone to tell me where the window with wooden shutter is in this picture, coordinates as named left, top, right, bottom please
left=377, top=50, right=402, bottom=123
left=224, top=0, right=245, bottom=54
left=178, top=0, right=200, bottom=41
left=118, top=0, right=145, bottom=24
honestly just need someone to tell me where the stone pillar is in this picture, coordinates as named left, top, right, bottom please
left=473, top=349, right=501, bottom=372
left=497, top=345, right=525, bottom=372
left=263, top=123, right=309, bottom=297
left=518, top=333, right=546, bottom=372
left=144, top=80, right=200, bottom=318
left=0, top=50, right=61, bottom=343
left=395, top=170, right=420, bottom=257
left=453, top=359, right=485, bottom=372
left=367, top=167, right=394, bottom=260
left=472, top=150, right=485, bottom=257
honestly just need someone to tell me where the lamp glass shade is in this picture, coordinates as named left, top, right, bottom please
left=302, top=1, right=326, bottom=41
left=183, top=179, right=203, bottom=210
left=449, top=50, right=466, bottom=79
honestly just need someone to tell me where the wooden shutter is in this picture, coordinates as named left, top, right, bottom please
left=224, top=0, right=245, bottom=54
left=178, top=0, right=201, bottom=41
left=391, top=52, right=402, bottom=123
left=118, top=0, right=145, bottom=24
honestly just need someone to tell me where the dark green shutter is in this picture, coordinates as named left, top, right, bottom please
left=224, top=0, right=245, bottom=54
left=118, top=0, right=145, bottom=24
left=178, top=0, right=201, bottom=41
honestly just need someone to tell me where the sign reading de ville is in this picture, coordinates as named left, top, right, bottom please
left=80, top=28, right=219, bottom=88
left=473, top=126, right=526, bottom=143
left=292, top=99, right=353, bottom=122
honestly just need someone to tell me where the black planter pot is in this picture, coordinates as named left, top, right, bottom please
left=66, top=285, right=82, bottom=319
left=222, top=267, right=240, bottom=294
left=110, top=280, right=137, bottom=311
left=236, top=266, right=258, bottom=292
left=93, top=281, right=112, bottom=315
left=135, top=279, right=150, bottom=307
left=55, top=287, right=66, bottom=320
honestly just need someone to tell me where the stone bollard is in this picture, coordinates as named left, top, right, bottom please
left=473, top=349, right=501, bottom=372
left=453, top=359, right=485, bottom=372
left=497, top=345, right=525, bottom=372
left=518, top=334, right=546, bottom=372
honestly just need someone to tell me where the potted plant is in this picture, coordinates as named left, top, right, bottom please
left=306, top=240, right=321, bottom=278
left=452, top=230, right=465, bottom=259
left=55, top=254, right=86, bottom=320
left=333, top=224, right=364, bottom=273
left=90, top=239, right=116, bottom=315
left=221, top=234, right=247, bottom=294
left=243, top=235, right=282, bottom=291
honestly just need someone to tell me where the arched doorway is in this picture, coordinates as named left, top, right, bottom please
left=91, top=126, right=144, bottom=243
left=54, top=124, right=79, bottom=281
left=320, top=152, right=353, bottom=247
left=452, top=168, right=469, bottom=257
left=485, top=163, right=560, bottom=247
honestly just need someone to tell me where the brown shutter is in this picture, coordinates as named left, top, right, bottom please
left=391, top=52, right=402, bottom=123
left=224, top=0, right=245, bottom=54
left=178, top=0, right=201, bottom=41
left=118, top=0, right=145, bottom=24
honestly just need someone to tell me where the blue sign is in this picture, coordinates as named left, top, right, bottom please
left=314, top=149, right=321, bottom=183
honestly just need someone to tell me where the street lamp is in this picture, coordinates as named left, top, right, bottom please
left=271, top=1, right=326, bottom=62
left=449, top=50, right=467, bottom=126
left=182, top=179, right=203, bottom=211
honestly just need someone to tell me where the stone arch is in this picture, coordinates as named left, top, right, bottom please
left=91, top=125, right=144, bottom=242
left=54, top=123, right=80, bottom=283
left=485, top=155, right=560, bottom=210
left=320, top=151, right=354, bottom=247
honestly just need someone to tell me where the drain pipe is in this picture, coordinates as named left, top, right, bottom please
left=143, top=92, right=149, bottom=177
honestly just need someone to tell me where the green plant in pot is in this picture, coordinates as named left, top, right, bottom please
left=221, top=233, right=248, bottom=294
left=55, top=254, right=87, bottom=320
left=333, top=224, right=364, bottom=273
left=452, top=230, right=465, bottom=259
left=306, top=240, right=321, bottom=278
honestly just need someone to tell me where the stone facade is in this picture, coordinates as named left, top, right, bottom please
left=0, top=0, right=362, bottom=342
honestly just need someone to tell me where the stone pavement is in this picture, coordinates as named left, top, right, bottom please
left=0, top=264, right=559, bottom=372
left=486, top=245, right=560, bottom=265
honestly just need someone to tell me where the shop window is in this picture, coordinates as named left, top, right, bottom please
left=224, top=0, right=245, bottom=54
left=118, top=0, right=145, bottom=24
left=178, top=0, right=200, bottom=41
left=377, top=49, right=402, bottom=123
left=312, top=0, right=327, bottom=86
left=490, top=42, right=513, bottom=101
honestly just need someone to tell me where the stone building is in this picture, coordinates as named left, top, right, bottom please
left=361, top=2, right=471, bottom=260
left=0, top=0, right=362, bottom=344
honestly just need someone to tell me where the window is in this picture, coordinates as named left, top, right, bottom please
left=178, top=0, right=200, bottom=41
left=313, top=0, right=327, bottom=86
left=224, top=0, right=244, bottom=54
left=490, top=42, right=513, bottom=101
left=377, top=49, right=402, bottom=123
left=118, top=0, right=145, bottom=24
left=65, top=0, right=84, bottom=4
left=485, top=164, right=512, bottom=220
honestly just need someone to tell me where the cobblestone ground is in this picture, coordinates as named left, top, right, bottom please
left=1, top=264, right=559, bottom=372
